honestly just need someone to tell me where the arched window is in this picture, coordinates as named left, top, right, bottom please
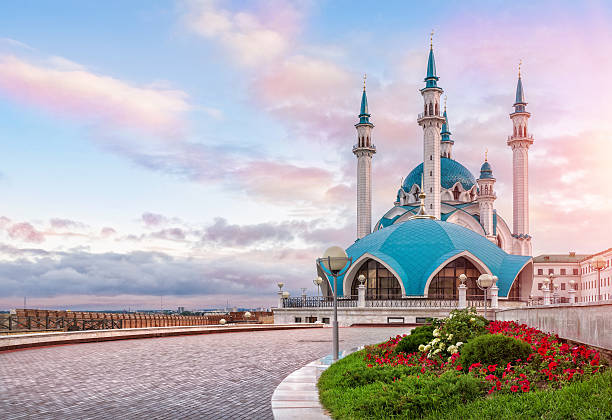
left=453, top=185, right=460, bottom=200
left=424, top=104, right=427, bottom=115
left=427, top=257, right=484, bottom=300
left=508, top=278, right=521, bottom=300
left=514, top=126, right=517, bottom=136
left=435, top=102, right=439, bottom=115
left=413, top=188, right=419, bottom=202
left=429, top=103, right=433, bottom=115
left=351, top=259, right=402, bottom=299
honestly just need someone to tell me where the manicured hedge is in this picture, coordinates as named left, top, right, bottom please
left=459, top=333, right=532, bottom=369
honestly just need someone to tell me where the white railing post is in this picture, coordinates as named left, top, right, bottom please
left=278, top=291, right=284, bottom=308
left=357, top=284, right=366, bottom=308
left=490, top=284, right=499, bottom=309
left=458, top=283, right=467, bottom=309
left=543, top=286, right=551, bottom=306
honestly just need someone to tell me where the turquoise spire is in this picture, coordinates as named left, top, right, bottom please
left=441, top=98, right=453, bottom=143
left=513, top=61, right=527, bottom=113
left=358, top=74, right=372, bottom=125
left=425, top=31, right=439, bottom=88
left=479, top=151, right=494, bottom=179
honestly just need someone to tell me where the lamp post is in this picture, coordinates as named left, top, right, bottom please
left=476, top=274, right=495, bottom=319
left=542, top=276, right=551, bottom=305
left=593, top=256, right=606, bottom=302
left=313, top=276, right=323, bottom=299
left=317, top=246, right=352, bottom=361
left=568, top=279, right=577, bottom=304
left=549, top=274, right=557, bottom=304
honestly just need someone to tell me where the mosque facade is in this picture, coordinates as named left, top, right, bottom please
left=273, top=41, right=606, bottom=325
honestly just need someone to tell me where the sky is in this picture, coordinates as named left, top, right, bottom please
left=0, top=0, right=611, bottom=311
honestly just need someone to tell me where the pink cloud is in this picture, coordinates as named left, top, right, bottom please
left=100, top=227, right=117, bottom=237
left=0, top=55, right=191, bottom=137
left=7, top=222, right=45, bottom=243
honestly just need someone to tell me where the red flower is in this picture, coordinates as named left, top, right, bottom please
left=488, top=364, right=497, bottom=372
left=521, top=383, right=530, bottom=392
left=367, top=364, right=373, bottom=368
left=485, top=374, right=496, bottom=381
left=456, top=365, right=463, bottom=371
left=510, top=385, right=519, bottom=392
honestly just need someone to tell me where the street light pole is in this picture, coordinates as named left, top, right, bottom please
left=317, top=246, right=352, bottom=362
left=593, top=256, right=606, bottom=302
left=477, top=274, right=495, bottom=319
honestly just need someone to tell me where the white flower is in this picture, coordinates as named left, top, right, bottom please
left=439, top=342, right=446, bottom=350
left=433, top=349, right=441, bottom=355
left=456, top=342, right=463, bottom=347
left=449, top=313, right=454, bottom=319
left=448, top=345, right=458, bottom=354
left=470, top=317, right=476, bottom=322
left=433, top=328, right=440, bottom=337
left=424, top=344, right=431, bottom=351
left=447, top=334, right=453, bottom=341
left=418, top=344, right=425, bottom=352
left=432, top=338, right=440, bottom=344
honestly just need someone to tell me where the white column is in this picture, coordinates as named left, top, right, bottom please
left=458, top=283, right=467, bottom=309
left=512, top=147, right=529, bottom=235
left=358, top=284, right=366, bottom=308
left=278, top=291, right=284, bottom=309
left=568, top=288, right=576, bottom=304
left=490, top=284, right=499, bottom=309
left=423, top=127, right=441, bottom=219
left=543, top=286, right=551, bottom=305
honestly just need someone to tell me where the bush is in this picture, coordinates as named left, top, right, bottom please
left=395, top=325, right=435, bottom=355
left=460, top=333, right=532, bottom=369
left=439, top=308, right=488, bottom=344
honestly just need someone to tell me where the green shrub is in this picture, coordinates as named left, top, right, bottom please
left=460, top=333, right=532, bottom=369
left=395, top=325, right=435, bottom=355
left=439, top=308, right=488, bottom=344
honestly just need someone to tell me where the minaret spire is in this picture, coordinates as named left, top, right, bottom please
left=440, top=95, right=454, bottom=159
left=418, top=32, right=444, bottom=220
left=353, top=76, right=376, bottom=239
left=507, top=61, right=533, bottom=256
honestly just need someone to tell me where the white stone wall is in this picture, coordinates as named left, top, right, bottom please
left=579, top=251, right=612, bottom=302
left=495, top=302, right=612, bottom=350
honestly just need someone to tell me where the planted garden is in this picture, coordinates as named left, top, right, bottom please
left=318, top=309, right=611, bottom=419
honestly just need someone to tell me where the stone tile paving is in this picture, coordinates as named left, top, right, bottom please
left=0, top=326, right=410, bottom=420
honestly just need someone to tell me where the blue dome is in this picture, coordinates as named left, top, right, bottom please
left=403, top=157, right=476, bottom=191
left=479, top=161, right=494, bottom=179
left=341, top=219, right=530, bottom=297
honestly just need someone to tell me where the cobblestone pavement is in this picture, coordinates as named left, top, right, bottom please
left=0, top=326, right=411, bottom=420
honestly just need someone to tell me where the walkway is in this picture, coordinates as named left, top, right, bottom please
left=0, top=326, right=409, bottom=419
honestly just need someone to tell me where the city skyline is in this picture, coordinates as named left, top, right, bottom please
left=1, top=0, right=611, bottom=310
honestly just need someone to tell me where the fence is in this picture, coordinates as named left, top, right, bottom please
left=281, top=297, right=486, bottom=309
left=0, top=309, right=273, bottom=332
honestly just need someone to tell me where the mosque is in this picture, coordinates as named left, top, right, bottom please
left=273, top=40, right=584, bottom=324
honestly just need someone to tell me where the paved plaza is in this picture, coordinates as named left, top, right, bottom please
left=0, top=326, right=410, bottom=419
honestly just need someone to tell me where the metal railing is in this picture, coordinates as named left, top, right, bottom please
left=281, top=297, right=488, bottom=309
left=0, top=316, right=123, bottom=332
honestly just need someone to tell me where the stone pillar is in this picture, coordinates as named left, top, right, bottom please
left=568, top=288, right=577, bottom=304
left=277, top=291, right=284, bottom=309
left=490, top=284, right=499, bottom=309
left=543, top=286, right=551, bottom=305
left=458, top=283, right=467, bottom=309
left=358, top=284, right=366, bottom=308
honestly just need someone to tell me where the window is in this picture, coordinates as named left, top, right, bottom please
left=548, top=269, right=554, bottom=275
left=306, top=317, right=317, bottom=323
left=538, top=269, right=543, bottom=275
left=351, top=259, right=402, bottom=300
left=294, top=317, right=302, bottom=323
left=561, top=283, right=566, bottom=290
left=561, top=268, right=566, bottom=275
left=453, top=185, right=460, bottom=200
left=573, top=269, right=579, bottom=275
left=538, top=283, right=542, bottom=290
left=322, top=317, right=330, bottom=324
left=427, top=257, right=483, bottom=300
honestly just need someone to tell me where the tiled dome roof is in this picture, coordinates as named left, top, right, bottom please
left=403, top=157, right=476, bottom=191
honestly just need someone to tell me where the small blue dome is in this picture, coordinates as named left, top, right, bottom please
left=403, top=157, right=476, bottom=191
left=342, top=219, right=531, bottom=297
left=479, top=161, right=493, bottom=179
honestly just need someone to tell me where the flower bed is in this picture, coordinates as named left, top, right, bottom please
left=318, top=309, right=610, bottom=419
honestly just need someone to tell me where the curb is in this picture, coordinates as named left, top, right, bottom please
left=271, top=347, right=361, bottom=420
left=0, top=324, right=323, bottom=352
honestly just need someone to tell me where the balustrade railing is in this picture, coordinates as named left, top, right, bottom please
left=0, top=316, right=123, bottom=332
left=281, top=297, right=490, bottom=309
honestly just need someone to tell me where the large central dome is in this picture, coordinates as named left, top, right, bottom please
left=403, top=157, right=476, bottom=191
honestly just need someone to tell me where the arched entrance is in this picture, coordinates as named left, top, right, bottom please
left=350, top=259, right=402, bottom=299
left=427, top=257, right=484, bottom=300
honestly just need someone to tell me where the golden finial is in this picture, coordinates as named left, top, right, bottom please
left=485, top=148, right=488, bottom=161
left=363, top=73, right=367, bottom=91
left=518, top=59, right=522, bottom=78
left=430, top=30, right=434, bottom=48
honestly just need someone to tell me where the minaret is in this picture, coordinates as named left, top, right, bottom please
left=507, top=61, right=533, bottom=256
left=440, top=96, right=454, bottom=159
left=353, top=75, right=376, bottom=239
left=477, top=152, right=497, bottom=243
left=417, top=32, right=445, bottom=219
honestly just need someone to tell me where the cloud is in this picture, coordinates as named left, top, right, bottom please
left=183, top=0, right=302, bottom=66
left=0, top=54, right=192, bottom=137
left=141, top=212, right=169, bottom=227
left=100, top=227, right=117, bottom=237
left=203, top=217, right=295, bottom=246
left=6, top=222, right=45, bottom=243
left=50, top=218, right=88, bottom=230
